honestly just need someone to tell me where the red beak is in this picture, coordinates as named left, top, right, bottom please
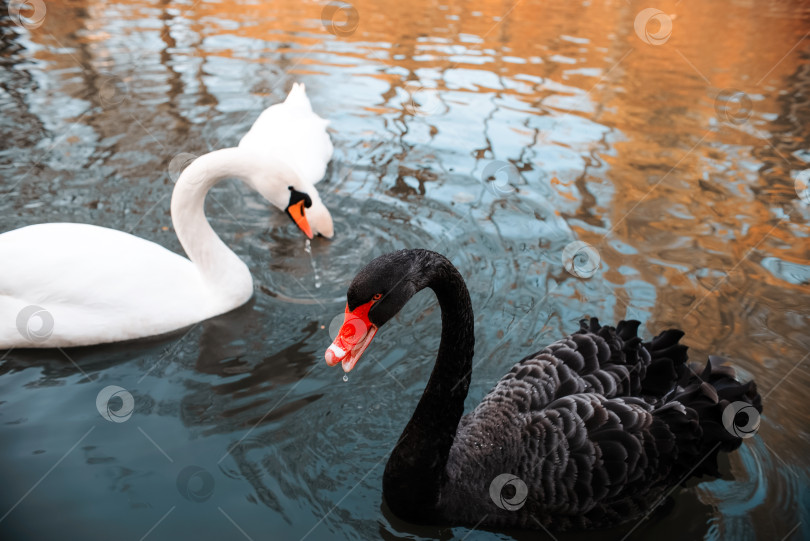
left=325, top=301, right=378, bottom=372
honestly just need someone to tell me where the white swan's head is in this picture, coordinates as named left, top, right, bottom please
left=282, top=185, right=334, bottom=240
left=173, top=147, right=334, bottom=239
left=252, top=172, right=334, bottom=239
left=303, top=187, right=334, bottom=239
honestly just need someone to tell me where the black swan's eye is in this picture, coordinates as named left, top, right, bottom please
left=372, top=293, right=383, bottom=301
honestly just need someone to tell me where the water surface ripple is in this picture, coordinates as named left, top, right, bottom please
left=0, top=1, right=808, bottom=540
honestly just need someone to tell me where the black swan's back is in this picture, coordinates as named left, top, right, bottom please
left=441, top=319, right=761, bottom=531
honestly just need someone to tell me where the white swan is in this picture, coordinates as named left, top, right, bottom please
left=0, top=83, right=333, bottom=349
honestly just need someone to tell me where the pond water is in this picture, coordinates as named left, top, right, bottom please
left=1, top=0, right=809, bottom=540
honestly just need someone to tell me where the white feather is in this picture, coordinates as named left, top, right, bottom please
left=239, top=82, right=333, bottom=186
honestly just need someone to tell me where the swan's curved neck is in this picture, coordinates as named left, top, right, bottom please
left=170, top=148, right=296, bottom=308
left=382, top=254, right=475, bottom=522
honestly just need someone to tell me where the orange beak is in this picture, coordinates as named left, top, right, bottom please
left=325, top=301, right=378, bottom=372
left=286, top=200, right=313, bottom=239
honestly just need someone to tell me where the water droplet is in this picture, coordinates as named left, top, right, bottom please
left=304, top=239, right=322, bottom=289
left=342, top=375, right=348, bottom=382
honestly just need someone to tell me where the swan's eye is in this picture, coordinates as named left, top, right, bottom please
left=372, top=293, right=383, bottom=301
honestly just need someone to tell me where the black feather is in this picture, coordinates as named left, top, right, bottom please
left=346, top=251, right=762, bottom=532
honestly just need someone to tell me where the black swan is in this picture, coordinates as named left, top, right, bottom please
left=324, top=249, right=762, bottom=531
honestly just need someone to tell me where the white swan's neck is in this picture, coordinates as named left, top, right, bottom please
left=170, top=147, right=298, bottom=309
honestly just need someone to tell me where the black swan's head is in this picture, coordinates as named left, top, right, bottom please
left=325, top=250, right=432, bottom=372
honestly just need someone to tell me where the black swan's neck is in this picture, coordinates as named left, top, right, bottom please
left=382, top=252, right=475, bottom=523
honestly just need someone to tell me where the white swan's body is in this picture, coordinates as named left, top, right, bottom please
left=1, top=223, right=212, bottom=346
left=1, top=84, right=333, bottom=349
left=239, top=82, right=333, bottom=187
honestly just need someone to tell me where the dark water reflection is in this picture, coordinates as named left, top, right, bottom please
left=1, top=0, right=809, bottom=540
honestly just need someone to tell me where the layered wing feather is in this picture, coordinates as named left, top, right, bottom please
left=440, top=319, right=760, bottom=531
